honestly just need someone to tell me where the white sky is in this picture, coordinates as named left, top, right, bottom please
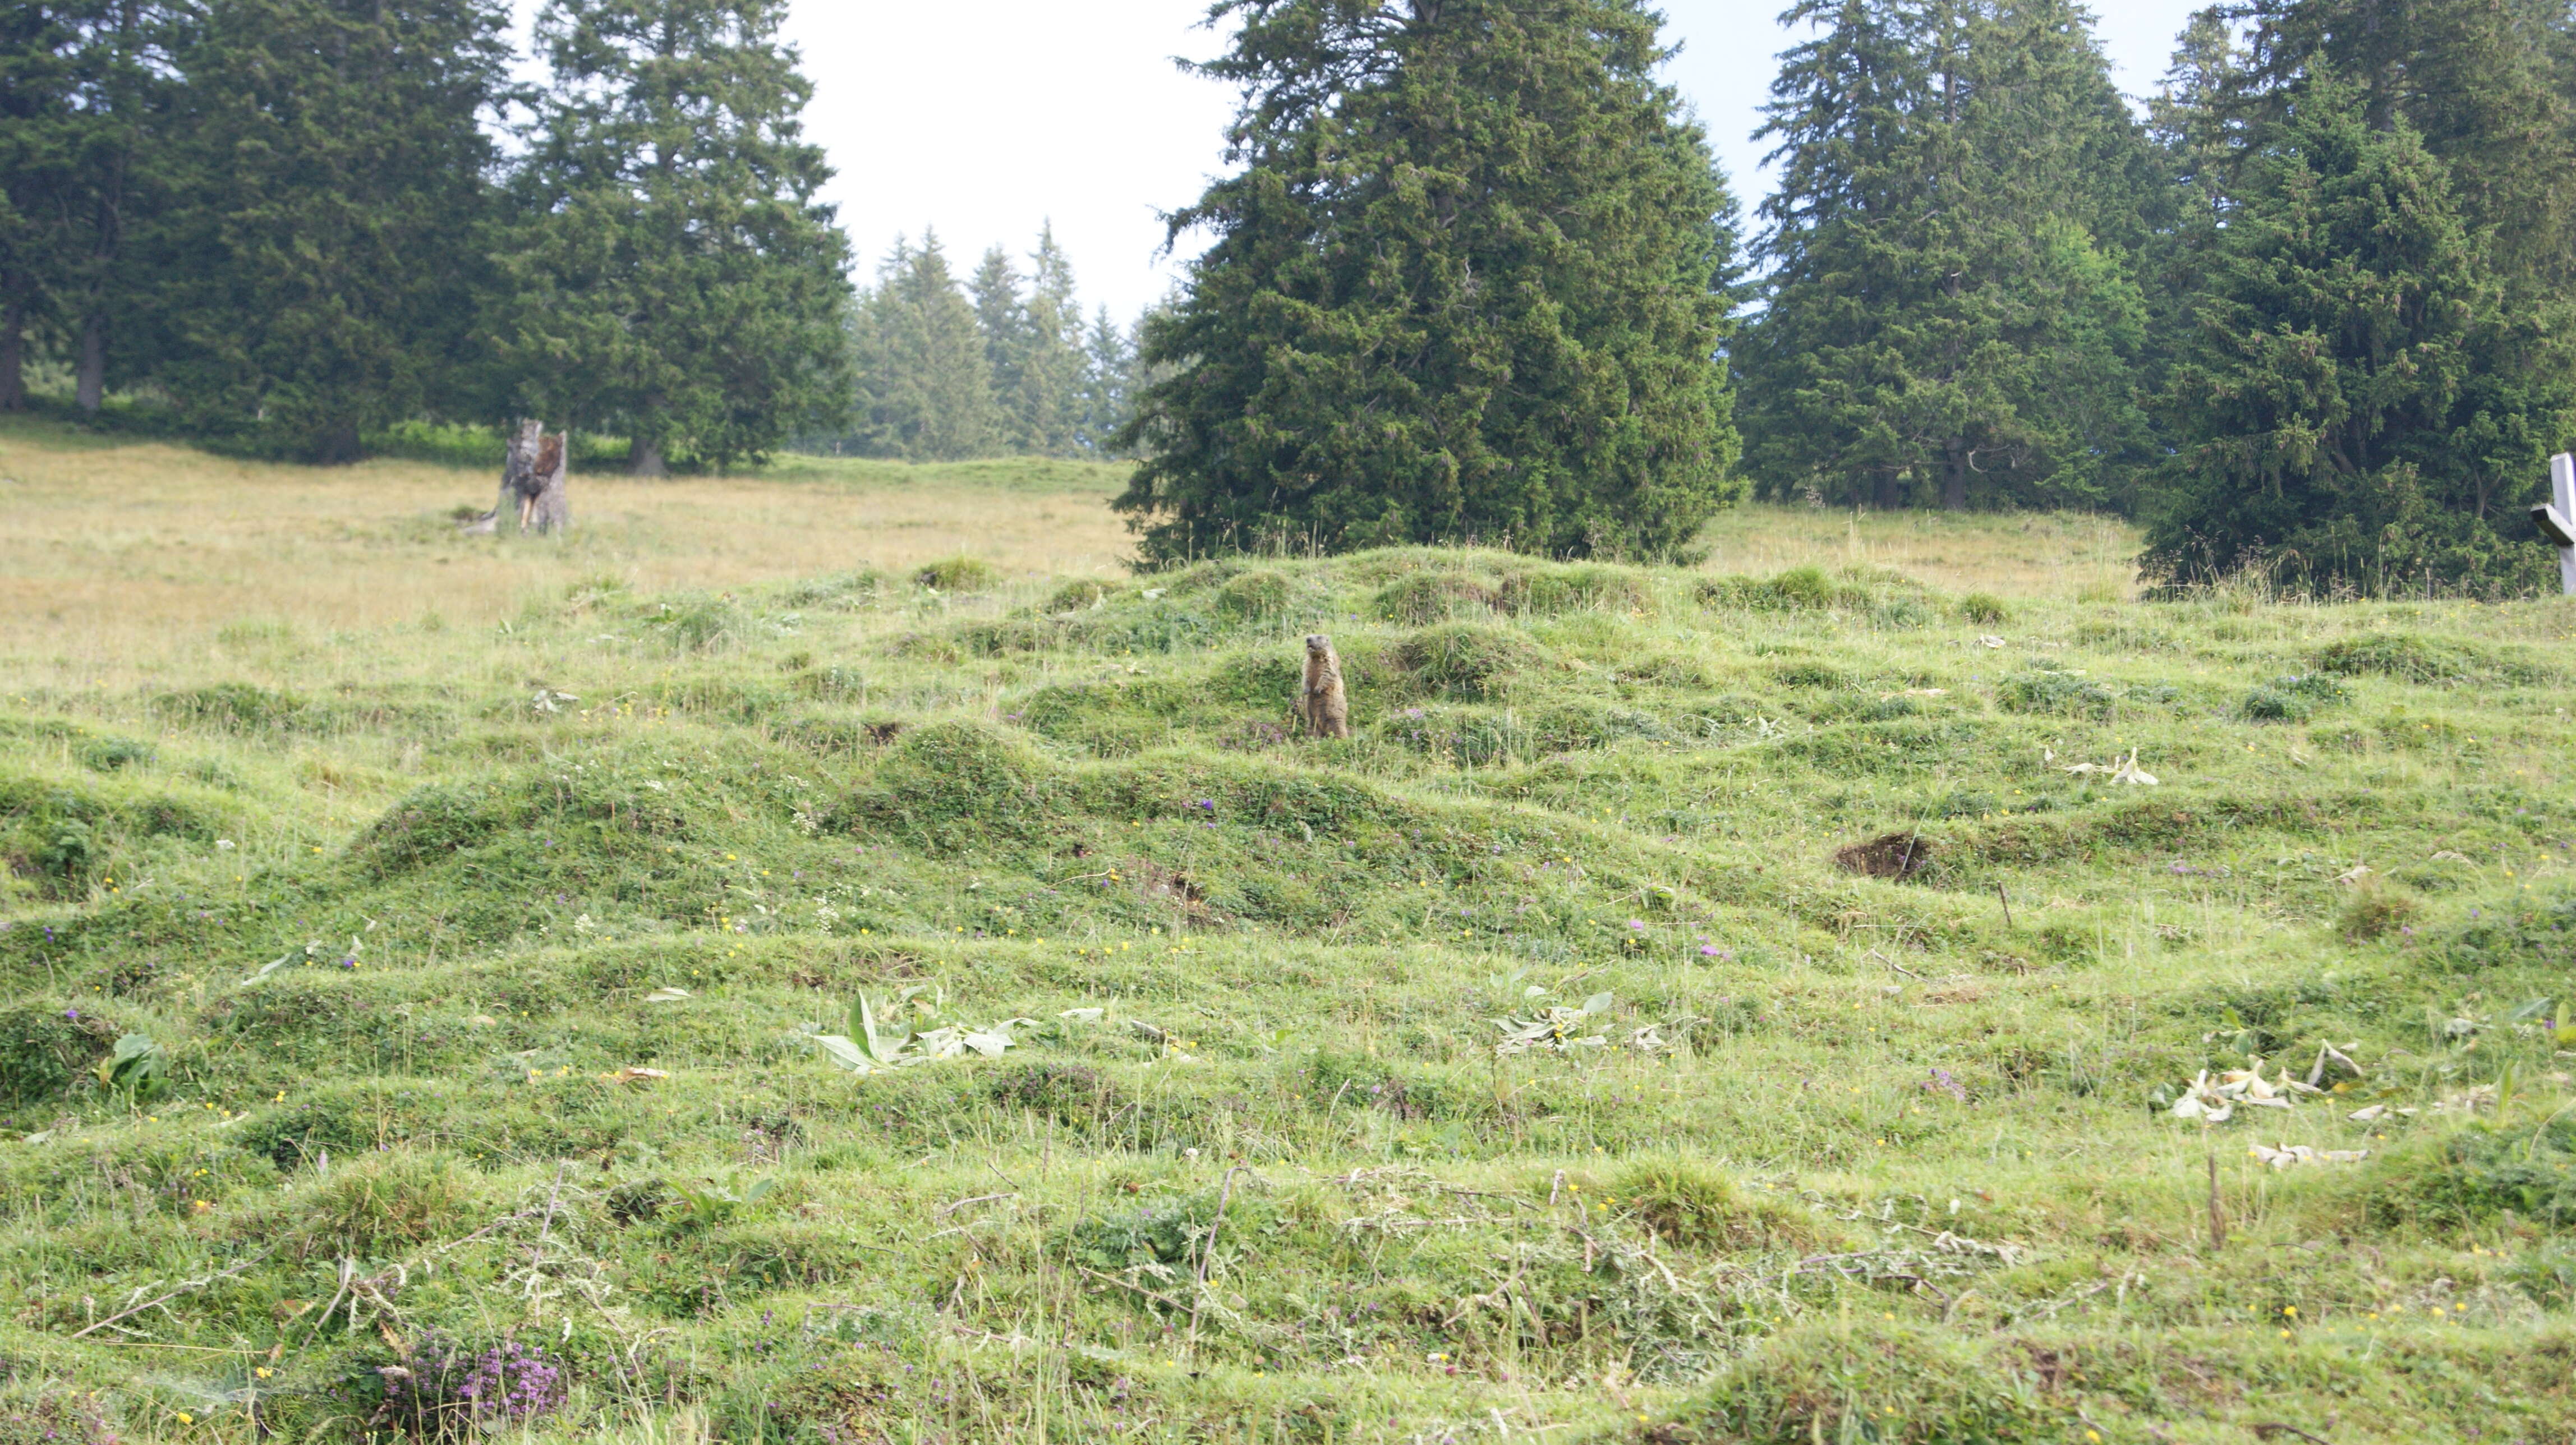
left=629, top=1, right=2212, bottom=320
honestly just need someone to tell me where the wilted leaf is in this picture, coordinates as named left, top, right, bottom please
left=1493, top=1005, right=1611, bottom=1057
left=2249, top=1143, right=2367, bottom=1169
left=813, top=1033, right=884, bottom=1073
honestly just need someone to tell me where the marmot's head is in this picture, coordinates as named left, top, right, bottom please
left=1304, top=634, right=1331, bottom=654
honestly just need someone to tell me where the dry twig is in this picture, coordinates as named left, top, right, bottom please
left=70, top=1251, right=272, bottom=1340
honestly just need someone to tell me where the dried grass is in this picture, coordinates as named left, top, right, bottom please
left=0, top=421, right=1131, bottom=692
left=1695, top=504, right=2141, bottom=600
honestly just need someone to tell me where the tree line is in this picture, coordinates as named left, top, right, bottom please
left=0, top=0, right=855, bottom=471
left=1125, top=0, right=2576, bottom=591
left=1738, top=0, right=2576, bottom=592
left=9, top=0, right=2574, bottom=591
left=816, top=227, right=1151, bottom=462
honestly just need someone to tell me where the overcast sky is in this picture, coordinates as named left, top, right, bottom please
left=740, top=1, right=2210, bottom=320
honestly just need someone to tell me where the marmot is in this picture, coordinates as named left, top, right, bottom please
left=1301, top=634, right=1351, bottom=739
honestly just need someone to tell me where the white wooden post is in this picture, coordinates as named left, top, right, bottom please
left=2536, top=453, right=2576, bottom=596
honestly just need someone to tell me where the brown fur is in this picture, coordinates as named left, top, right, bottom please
left=463, top=420, right=573, bottom=535
left=1301, top=634, right=1351, bottom=739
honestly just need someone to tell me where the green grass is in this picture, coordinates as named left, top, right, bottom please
left=3, top=523, right=2576, bottom=1442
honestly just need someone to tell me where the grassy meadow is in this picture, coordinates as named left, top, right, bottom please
left=2, top=416, right=2574, bottom=1443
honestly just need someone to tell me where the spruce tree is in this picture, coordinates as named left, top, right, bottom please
left=849, top=232, right=998, bottom=460
left=968, top=243, right=1028, bottom=444
left=2136, top=8, right=2247, bottom=416
left=132, top=0, right=505, bottom=461
left=1013, top=224, right=1086, bottom=456
left=1115, top=0, right=1742, bottom=562
left=2223, top=0, right=2576, bottom=297
left=1073, top=303, right=1138, bottom=458
left=505, top=0, right=850, bottom=473
left=2145, top=75, right=2558, bottom=593
left=0, top=3, right=85, bottom=409
left=0, top=1, right=180, bottom=416
left=1737, top=0, right=2156, bottom=512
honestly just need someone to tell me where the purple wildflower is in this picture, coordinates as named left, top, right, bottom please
left=377, top=1333, right=567, bottom=1434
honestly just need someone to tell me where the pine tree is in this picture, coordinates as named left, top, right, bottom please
left=1073, top=303, right=1137, bottom=458
left=1114, top=0, right=1742, bottom=562
left=2145, top=8, right=2244, bottom=234
left=0, top=3, right=85, bottom=409
left=140, top=0, right=507, bottom=462
left=1737, top=0, right=1944, bottom=509
left=0, top=1, right=180, bottom=416
left=2145, top=75, right=2558, bottom=593
left=2224, top=0, right=2576, bottom=298
left=2136, top=8, right=2247, bottom=416
left=1737, top=0, right=2156, bottom=512
left=849, top=232, right=998, bottom=460
left=505, top=0, right=851, bottom=473
left=1013, top=224, right=1086, bottom=455
left=967, top=243, right=1028, bottom=445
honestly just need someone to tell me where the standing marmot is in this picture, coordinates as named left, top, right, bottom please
left=1301, top=634, right=1351, bottom=739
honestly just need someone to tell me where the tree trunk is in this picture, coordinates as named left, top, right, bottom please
left=1874, top=468, right=1903, bottom=511
left=0, top=283, right=25, bottom=411
left=527, top=428, right=571, bottom=534
left=627, top=432, right=665, bottom=477
left=1943, top=436, right=1967, bottom=512
left=74, top=308, right=105, bottom=413
left=480, top=418, right=573, bottom=535
left=502, top=418, right=541, bottom=530
left=314, top=422, right=364, bottom=466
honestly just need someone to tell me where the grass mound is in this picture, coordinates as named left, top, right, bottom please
left=1, top=515, right=2573, bottom=1442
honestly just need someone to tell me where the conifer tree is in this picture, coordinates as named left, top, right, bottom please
left=2221, top=0, right=2576, bottom=298
left=1115, top=0, right=1742, bottom=562
left=0, top=3, right=86, bottom=410
left=0, top=1, right=182, bottom=416
left=1012, top=224, right=1086, bottom=455
left=849, top=232, right=997, bottom=461
left=839, top=224, right=1110, bottom=460
left=2145, top=75, right=2558, bottom=593
left=1737, top=0, right=2156, bottom=511
left=140, top=0, right=507, bottom=461
left=505, top=0, right=850, bottom=472
left=1073, top=303, right=1138, bottom=458
left=968, top=242, right=1027, bottom=440
left=2140, top=1, right=2576, bottom=590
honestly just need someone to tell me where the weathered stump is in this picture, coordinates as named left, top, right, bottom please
left=459, top=421, right=572, bottom=536
left=522, top=428, right=571, bottom=535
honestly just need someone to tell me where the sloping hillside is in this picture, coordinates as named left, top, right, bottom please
left=4, top=535, right=2574, bottom=1442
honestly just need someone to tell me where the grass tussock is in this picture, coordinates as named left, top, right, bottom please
left=0, top=424, right=2574, bottom=1440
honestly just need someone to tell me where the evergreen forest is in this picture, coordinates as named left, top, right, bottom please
left=8, top=0, right=2576, bottom=590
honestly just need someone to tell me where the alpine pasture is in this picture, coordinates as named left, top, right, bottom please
left=2, top=418, right=2572, bottom=1443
